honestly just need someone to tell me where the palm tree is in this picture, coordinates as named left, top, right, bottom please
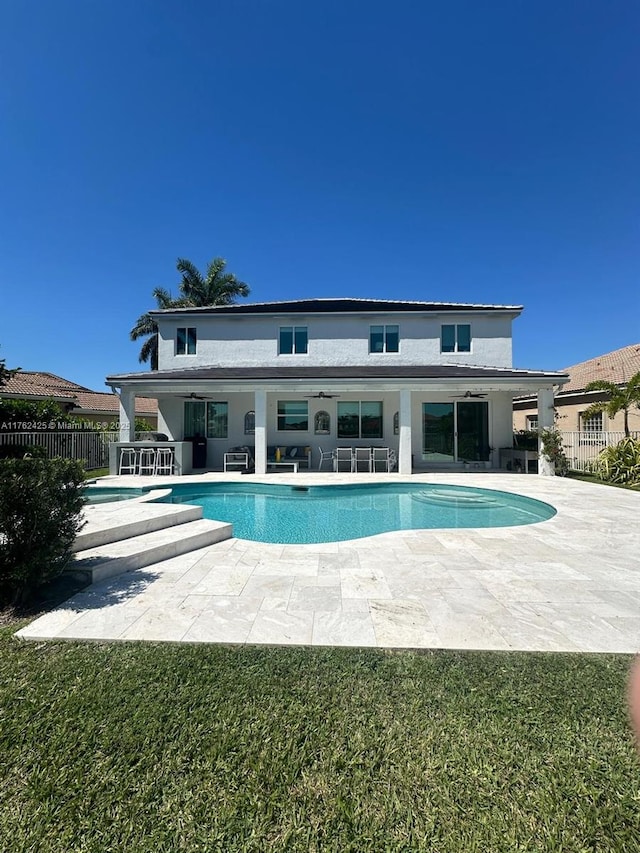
left=581, top=371, right=640, bottom=437
left=176, top=257, right=250, bottom=306
left=130, top=258, right=250, bottom=369
left=130, top=287, right=188, bottom=370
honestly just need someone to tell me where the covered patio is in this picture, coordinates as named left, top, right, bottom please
left=107, top=364, right=567, bottom=476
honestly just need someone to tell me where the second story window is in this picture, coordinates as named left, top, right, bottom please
left=279, top=326, right=308, bottom=355
left=177, top=327, right=197, bottom=355
left=441, top=324, right=471, bottom=353
left=369, top=325, right=399, bottom=353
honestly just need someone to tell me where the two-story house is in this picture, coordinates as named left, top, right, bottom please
left=106, top=298, right=567, bottom=474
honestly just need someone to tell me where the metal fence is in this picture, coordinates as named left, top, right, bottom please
left=560, top=431, right=640, bottom=472
left=0, top=431, right=120, bottom=470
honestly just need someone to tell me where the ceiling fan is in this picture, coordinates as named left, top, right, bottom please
left=449, top=390, right=488, bottom=399
left=304, top=391, right=340, bottom=399
left=178, top=392, right=211, bottom=400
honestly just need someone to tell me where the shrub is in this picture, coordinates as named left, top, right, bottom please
left=0, top=443, right=48, bottom=460
left=540, top=427, right=569, bottom=476
left=590, top=437, right=640, bottom=485
left=0, top=457, right=86, bottom=605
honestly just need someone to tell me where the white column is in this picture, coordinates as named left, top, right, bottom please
left=537, top=388, right=555, bottom=476
left=119, top=388, right=136, bottom=442
left=398, top=389, right=413, bottom=475
left=254, top=389, right=267, bottom=474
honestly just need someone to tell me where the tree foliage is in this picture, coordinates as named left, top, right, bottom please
left=0, top=398, right=73, bottom=427
left=0, top=457, right=86, bottom=605
left=581, top=371, right=640, bottom=437
left=0, top=351, right=19, bottom=389
left=130, top=258, right=250, bottom=369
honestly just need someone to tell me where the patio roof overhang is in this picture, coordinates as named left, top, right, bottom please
left=106, top=364, right=569, bottom=398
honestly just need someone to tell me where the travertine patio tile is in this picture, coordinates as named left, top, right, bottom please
left=288, top=584, right=342, bottom=612
left=120, top=605, right=199, bottom=641
left=370, top=599, right=439, bottom=647
left=247, top=610, right=314, bottom=645
left=313, top=610, right=377, bottom=646
left=57, top=605, right=149, bottom=639
left=341, top=573, right=393, bottom=600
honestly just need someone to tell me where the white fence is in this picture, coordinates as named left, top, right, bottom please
left=560, top=431, right=640, bottom=472
left=0, top=431, right=119, bottom=470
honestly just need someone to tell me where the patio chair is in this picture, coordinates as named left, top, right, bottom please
left=334, top=447, right=354, bottom=472
left=353, top=446, right=372, bottom=472
left=318, top=446, right=334, bottom=470
left=371, top=447, right=391, bottom=473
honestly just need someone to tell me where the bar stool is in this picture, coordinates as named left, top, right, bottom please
left=138, top=447, right=157, bottom=476
left=118, top=447, right=138, bottom=475
left=154, top=447, right=175, bottom=476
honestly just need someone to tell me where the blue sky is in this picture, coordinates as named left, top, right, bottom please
left=1, top=0, right=638, bottom=391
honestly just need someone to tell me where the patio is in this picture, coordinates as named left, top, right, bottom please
left=16, top=473, right=640, bottom=653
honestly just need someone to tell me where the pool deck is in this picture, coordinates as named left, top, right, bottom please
left=16, top=472, right=640, bottom=653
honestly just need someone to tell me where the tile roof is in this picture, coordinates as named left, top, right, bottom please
left=560, top=343, right=640, bottom=393
left=0, top=371, right=157, bottom=415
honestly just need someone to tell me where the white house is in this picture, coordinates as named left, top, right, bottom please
left=107, top=298, right=567, bottom=475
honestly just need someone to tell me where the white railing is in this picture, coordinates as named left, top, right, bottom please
left=0, top=431, right=120, bottom=470
left=560, top=431, right=640, bottom=472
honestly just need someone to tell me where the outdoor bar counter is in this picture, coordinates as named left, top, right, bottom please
left=109, top=441, right=192, bottom=476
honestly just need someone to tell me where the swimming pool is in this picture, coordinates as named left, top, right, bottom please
left=83, top=486, right=147, bottom=504
left=158, top=482, right=556, bottom=544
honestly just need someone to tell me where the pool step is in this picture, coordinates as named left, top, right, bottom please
left=74, top=503, right=203, bottom=552
left=73, top=518, right=232, bottom=584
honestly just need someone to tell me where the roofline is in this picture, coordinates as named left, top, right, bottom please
left=149, top=297, right=524, bottom=317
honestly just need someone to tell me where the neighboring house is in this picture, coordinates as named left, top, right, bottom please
left=0, top=371, right=158, bottom=428
left=513, top=343, right=640, bottom=435
left=106, top=298, right=567, bottom=474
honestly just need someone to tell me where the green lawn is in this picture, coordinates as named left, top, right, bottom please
left=1, top=624, right=639, bottom=852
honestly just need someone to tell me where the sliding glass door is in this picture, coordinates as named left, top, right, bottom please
left=422, top=401, right=489, bottom=463
left=422, top=403, right=455, bottom=462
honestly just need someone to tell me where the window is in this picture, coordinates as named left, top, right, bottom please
left=184, top=401, right=228, bottom=438
left=277, top=400, right=308, bottom=431
left=581, top=412, right=603, bottom=432
left=314, top=410, right=330, bottom=434
left=441, top=324, right=471, bottom=353
left=244, top=411, right=255, bottom=435
left=369, top=325, right=399, bottom=353
left=177, top=327, right=197, bottom=355
left=526, top=415, right=538, bottom=430
left=279, top=326, right=308, bottom=354
left=206, top=402, right=228, bottom=438
left=337, top=401, right=383, bottom=439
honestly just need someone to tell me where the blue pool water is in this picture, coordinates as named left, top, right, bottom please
left=83, top=486, right=147, bottom=504
left=158, top=482, right=556, bottom=544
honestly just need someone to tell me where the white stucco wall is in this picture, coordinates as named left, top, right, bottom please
left=157, top=311, right=515, bottom=372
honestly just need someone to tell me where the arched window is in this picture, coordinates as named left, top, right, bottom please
left=393, top=411, right=399, bottom=435
left=244, top=410, right=255, bottom=435
left=314, top=410, right=330, bottom=434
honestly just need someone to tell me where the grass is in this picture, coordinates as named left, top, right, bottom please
left=568, top=471, right=640, bottom=491
left=1, top=624, right=639, bottom=852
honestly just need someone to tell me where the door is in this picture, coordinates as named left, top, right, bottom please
left=422, top=401, right=489, bottom=463
left=422, top=403, right=455, bottom=462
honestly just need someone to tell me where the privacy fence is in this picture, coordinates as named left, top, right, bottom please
left=0, top=431, right=120, bottom=471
